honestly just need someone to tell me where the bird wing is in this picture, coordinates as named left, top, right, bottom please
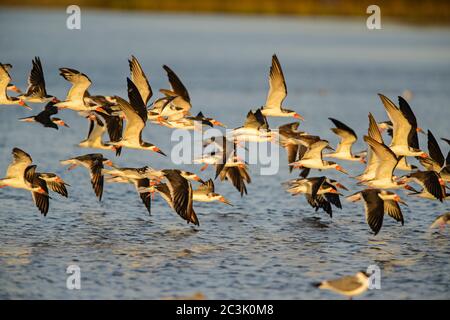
left=411, top=171, right=444, bottom=201
left=115, top=96, right=145, bottom=145
left=46, top=180, right=68, bottom=198
left=384, top=200, right=404, bottom=225
left=135, top=178, right=151, bottom=215
left=6, top=148, right=33, bottom=179
left=364, top=136, right=398, bottom=180
left=361, top=189, right=384, bottom=235
left=242, top=110, right=260, bottom=129
left=164, top=170, right=198, bottom=225
left=25, top=166, right=50, bottom=216
left=398, top=96, right=419, bottom=150
left=25, top=57, right=47, bottom=98
left=89, top=159, right=104, bottom=201
left=362, top=113, right=384, bottom=176
left=264, top=54, right=287, bottom=110
left=0, top=64, right=11, bottom=101
left=378, top=94, right=411, bottom=149
left=59, top=68, right=91, bottom=102
left=129, top=56, right=152, bottom=105
left=162, top=65, right=190, bottom=102
left=302, top=140, right=329, bottom=161
left=427, top=130, right=445, bottom=168
left=285, top=144, right=299, bottom=173
left=196, top=179, right=215, bottom=193
left=324, top=276, right=365, bottom=292
left=329, top=118, right=357, bottom=156
left=254, top=108, right=269, bottom=130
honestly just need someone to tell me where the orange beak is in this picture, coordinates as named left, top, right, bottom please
left=293, top=113, right=304, bottom=120
left=105, top=160, right=113, bottom=167
left=212, top=120, right=226, bottom=127
left=336, top=165, right=348, bottom=175
left=420, top=153, right=429, bottom=159
left=416, top=127, right=425, bottom=134
left=336, top=183, right=348, bottom=191
left=18, top=100, right=32, bottom=110
left=95, top=106, right=106, bottom=113
left=219, top=196, right=232, bottom=205
left=439, top=178, right=446, bottom=186
left=10, top=85, right=22, bottom=93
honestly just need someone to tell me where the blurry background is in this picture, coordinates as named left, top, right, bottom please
left=2, top=0, right=450, bottom=23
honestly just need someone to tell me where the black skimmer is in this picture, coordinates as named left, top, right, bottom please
left=79, top=110, right=123, bottom=156
left=360, top=136, right=408, bottom=189
left=325, top=118, right=365, bottom=163
left=60, top=153, right=113, bottom=201
left=109, top=78, right=165, bottom=156
left=37, top=172, right=69, bottom=198
left=152, top=169, right=199, bottom=226
left=284, top=176, right=346, bottom=217
left=0, top=63, right=22, bottom=94
left=313, top=271, right=370, bottom=299
left=18, top=102, right=69, bottom=130
left=192, top=179, right=232, bottom=205
left=400, top=171, right=446, bottom=202
left=420, top=130, right=450, bottom=182
left=232, top=109, right=276, bottom=142
left=346, top=189, right=406, bottom=235
left=278, top=122, right=308, bottom=173
left=105, top=163, right=165, bottom=180
left=289, top=140, right=348, bottom=176
left=429, top=212, right=450, bottom=230
left=196, top=136, right=241, bottom=172
left=378, top=94, right=428, bottom=159
left=55, top=68, right=96, bottom=112
left=260, top=55, right=303, bottom=119
left=78, top=113, right=111, bottom=151
left=18, top=57, right=58, bottom=103
left=357, top=113, right=385, bottom=181
left=128, top=55, right=152, bottom=106
left=160, top=65, right=192, bottom=113
left=0, top=64, right=31, bottom=109
left=217, top=164, right=251, bottom=197
left=0, top=148, right=50, bottom=215
left=185, top=112, right=216, bottom=127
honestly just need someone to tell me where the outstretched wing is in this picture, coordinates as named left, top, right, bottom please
left=59, top=68, right=91, bottom=102
left=6, top=148, right=33, bottom=179
left=264, top=54, right=287, bottom=110
left=162, top=65, right=190, bottom=102
left=129, top=56, right=152, bottom=105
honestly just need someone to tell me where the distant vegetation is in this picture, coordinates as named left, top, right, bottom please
left=3, top=0, right=450, bottom=24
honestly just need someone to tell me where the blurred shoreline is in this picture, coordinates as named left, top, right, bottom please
left=2, top=0, right=450, bottom=25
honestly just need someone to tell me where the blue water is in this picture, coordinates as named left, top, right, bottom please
left=0, top=8, right=449, bottom=299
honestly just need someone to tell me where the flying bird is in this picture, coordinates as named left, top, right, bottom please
left=346, top=189, right=406, bottom=235
left=260, top=54, right=303, bottom=119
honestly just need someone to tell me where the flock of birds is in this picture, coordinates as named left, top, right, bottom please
left=0, top=54, right=449, bottom=299
left=1, top=55, right=449, bottom=234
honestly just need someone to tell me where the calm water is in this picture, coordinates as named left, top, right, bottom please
left=0, top=8, right=449, bottom=299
